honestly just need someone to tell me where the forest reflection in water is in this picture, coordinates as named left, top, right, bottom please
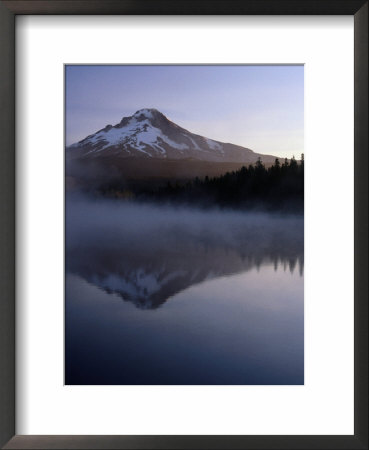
left=66, top=198, right=303, bottom=310
left=65, top=198, right=304, bottom=385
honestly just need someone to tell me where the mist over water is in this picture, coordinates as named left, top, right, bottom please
left=65, top=197, right=304, bottom=384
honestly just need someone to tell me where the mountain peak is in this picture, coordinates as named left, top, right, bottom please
left=132, top=108, right=165, bottom=120
left=69, top=109, right=276, bottom=164
left=134, top=107, right=161, bottom=115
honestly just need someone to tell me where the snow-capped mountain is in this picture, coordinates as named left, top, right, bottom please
left=68, top=108, right=275, bottom=164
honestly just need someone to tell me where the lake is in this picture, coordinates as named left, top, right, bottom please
left=65, top=198, right=304, bottom=385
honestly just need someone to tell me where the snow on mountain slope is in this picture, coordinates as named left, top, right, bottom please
left=68, top=108, right=276, bottom=163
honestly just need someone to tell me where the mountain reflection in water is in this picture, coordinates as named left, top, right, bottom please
left=66, top=198, right=303, bottom=310
left=65, top=198, right=304, bottom=385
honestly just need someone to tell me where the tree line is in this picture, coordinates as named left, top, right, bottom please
left=100, top=155, right=304, bottom=212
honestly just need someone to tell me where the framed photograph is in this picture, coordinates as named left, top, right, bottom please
left=65, top=64, right=305, bottom=387
left=0, top=1, right=367, bottom=449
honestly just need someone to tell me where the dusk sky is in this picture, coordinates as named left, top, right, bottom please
left=66, top=65, right=303, bottom=158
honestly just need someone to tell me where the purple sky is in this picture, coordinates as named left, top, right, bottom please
left=65, top=65, right=303, bottom=158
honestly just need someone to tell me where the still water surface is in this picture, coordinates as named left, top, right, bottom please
left=65, top=199, right=304, bottom=385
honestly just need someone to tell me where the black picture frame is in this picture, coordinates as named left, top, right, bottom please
left=0, top=1, right=367, bottom=449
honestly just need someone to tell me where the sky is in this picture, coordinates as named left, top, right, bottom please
left=65, top=65, right=303, bottom=158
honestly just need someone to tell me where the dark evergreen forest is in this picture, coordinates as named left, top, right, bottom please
left=99, top=155, right=304, bottom=212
